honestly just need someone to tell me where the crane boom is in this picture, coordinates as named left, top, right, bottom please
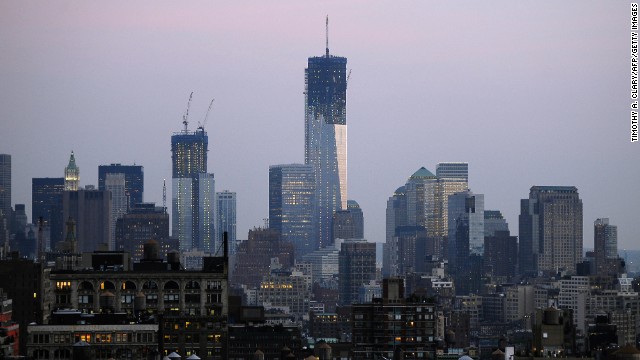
left=199, top=98, right=215, bottom=131
left=182, top=92, right=193, bottom=132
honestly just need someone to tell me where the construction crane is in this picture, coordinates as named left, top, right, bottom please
left=198, top=98, right=215, bottom=131
left=182, top=92, right=193, bottom=132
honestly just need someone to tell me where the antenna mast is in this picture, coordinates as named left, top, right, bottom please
left=163, top=179, right=167, bottom=214
left=325, top=15, right=329, bottom=56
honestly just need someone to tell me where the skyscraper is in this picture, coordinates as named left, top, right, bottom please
left=269, top=164, right=316, bottom=259
left=215, top=190, right=237, bottom=255
left=171, top=125, right=215, bottom=252
left=304, top=20, right=348, bottom=249
left=98, top=164, right=144, bottom=208
left=105, top=173, right=127, bottom=250
left=447, top=190, right=484, bottom=269
left=338, top=239, right=376, bottom=305
left=32, top=177, right=65, bottom=250
left=347, top=200, right=364, bottom=239
left=594, top=218, right=619, bottom=277
left=519, top=186, right=583, bottom=276
left=115, top=203, right=169, bottom=262
left=64, top=151, right=79, bottom=191
left=436, top=162, right=468, bottom=259
left=62, top=188, right=111, bottom=253
left=0, top=155, right=10, bottom=222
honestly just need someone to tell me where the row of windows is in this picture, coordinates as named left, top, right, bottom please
left=32, top=332, right=154, bottom=344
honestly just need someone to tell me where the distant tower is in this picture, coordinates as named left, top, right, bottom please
left=269, top=164, right=316, bottom=259
left=171, top=109, right=215, bottom=252
left=62, top=189, right=111, bottom=253
left=447, top=190, right=484, bottom=270
left=0, top=154, right=10, bottom=221
left=98, top=164, right=144, bottom=209
left=64, top=151, right=79, bottom=191
left=594, top=218, right=618, bottom=276
left=215, top=190, right=237, bottom=255
left=32, top=177, right=65, bottom=250
left=305, top=18, right=348, bottom=249
left=519, top=186, right=583, bottom=276
left=338, top=239, right=376, bottom=305
left=105, top=173, right=127, bottom=250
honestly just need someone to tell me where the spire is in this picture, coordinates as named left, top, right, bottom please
left=325, top=15, right=329, bottom=57
left=67, top=151, right=77, bottom=169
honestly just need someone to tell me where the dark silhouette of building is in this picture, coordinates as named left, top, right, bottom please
left=351, top=278, right=437, bottom=359
left=232, top=228, right=294, bottom=288
left=338, top=239, right=376, bottom=305
left=98, top=163, right=144, bottom=209
left=594, top=218, right=619, bottom=278
left=32, top=177, right=65, bottom=250
left=115, top=203, right=169, bottom=262
left=0, top=155, right=11, bottom=228
left=62, top=189, right=111, bottom=252
left=484, top=230, right=518, bottom=280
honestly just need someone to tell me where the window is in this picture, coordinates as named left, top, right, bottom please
left=78, top=295, right=92, bottom=304
left=56, top=281, right=71, bottom=290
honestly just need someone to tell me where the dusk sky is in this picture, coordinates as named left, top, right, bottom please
left=1, top=2, right=637, bottom=250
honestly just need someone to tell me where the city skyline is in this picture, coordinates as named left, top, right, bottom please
left=0, top=2, right=636, bottom=249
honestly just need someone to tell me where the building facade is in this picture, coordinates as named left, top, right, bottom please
left=171, top=126, right=216, bottom=252
left=0, top=154, right=10, bottom=223
left=115, top=203, right=170, bottom=262
left=304, top=42, right=348, bottom=250
left=105, top=173, right=126, bottom=251
left=594, top=218, right=618, bottom=277
left=62, top=189, right=111, bottom=253
left=98, top=163, right=144, bottom=208
left=215, top=190, right=236, bottom=255
left=519, top=186, right=583, bottom=276
left=269, top=164, right=316, bottom=259
left=338, top=239, right=376, bottom=305
left=32, top=177, right=65, bottom=250
left=447, top=190, right=484, bottom=269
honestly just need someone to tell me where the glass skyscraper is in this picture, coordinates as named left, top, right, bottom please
left=171, top=127, right=215, bottom=252
left=215, top=190, right=236, bottom=255
left=305, top=41, right=348, bottom=250
left=32, top=177, right=65, bottom=249
left=269, top=164, right=316, bottom=259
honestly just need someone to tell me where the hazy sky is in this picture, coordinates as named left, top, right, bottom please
left=1, top=1, right=637, bottom=250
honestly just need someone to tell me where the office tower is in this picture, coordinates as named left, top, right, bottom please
left=115, top=203, right=169, bottom=262
left=519, top=186, right=583, bottom=276
left=62, top=189, right=111, bottom=253
left=216, top=190, right=237, bottom=255
left=484, top=230, right=518, bottom=280
left=594, top=218, right=619, bottom=277
left=384, top=186, right=407, bottom=277
left=448, top=190, right=484, bottom=270
left=484, top=210, right=509, bottom=237
left=233, top=227, right=294, bottom=288
left=304, top=26, right=348, bottom=250
left=98, top=163, right=144, bottom=208
left=171, top=125, right=216, bottom=252
left=105, top=173, right=127, bottom=250
left=435, top=162, right=468, bottom=259
left=347, top=200, right=364, bottom=239
left=0, top=155, right=10, bottom=223
left=436, top=162, right=469, bottom=181
left=269, top=164, right=316, bottom=259
left=64, top=151, right=79, bottom=191
left=338, top=239, right=376, bottom=305
left=32, top=178, right=65, bottom=250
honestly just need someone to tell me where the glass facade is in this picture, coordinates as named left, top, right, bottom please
left=215, top=190, right=236, bottom=255
left=171, top=128, right=214, bottom=252
left=305, top=52, right=348, bottom=250
left=32, top=177, right=65, bottom=249
left=447, top=190, right=485, bottom=269
left=105, top=173, right=127, bottom=250
left=269, top=164, right=315, bottom=259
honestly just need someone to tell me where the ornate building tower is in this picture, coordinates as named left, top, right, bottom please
left=64, top=151, right=79, bottom=191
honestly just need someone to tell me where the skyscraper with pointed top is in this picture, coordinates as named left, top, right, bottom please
left=64, top=151, right=79, bottom=191
left=305, top=17, right=348, bottom=250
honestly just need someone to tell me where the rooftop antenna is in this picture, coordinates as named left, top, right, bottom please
left=325, top=15, right=329, bottom=56
left=182, top=92, right=193, bottom=132
left=162, top=179, right=167, bottom=214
